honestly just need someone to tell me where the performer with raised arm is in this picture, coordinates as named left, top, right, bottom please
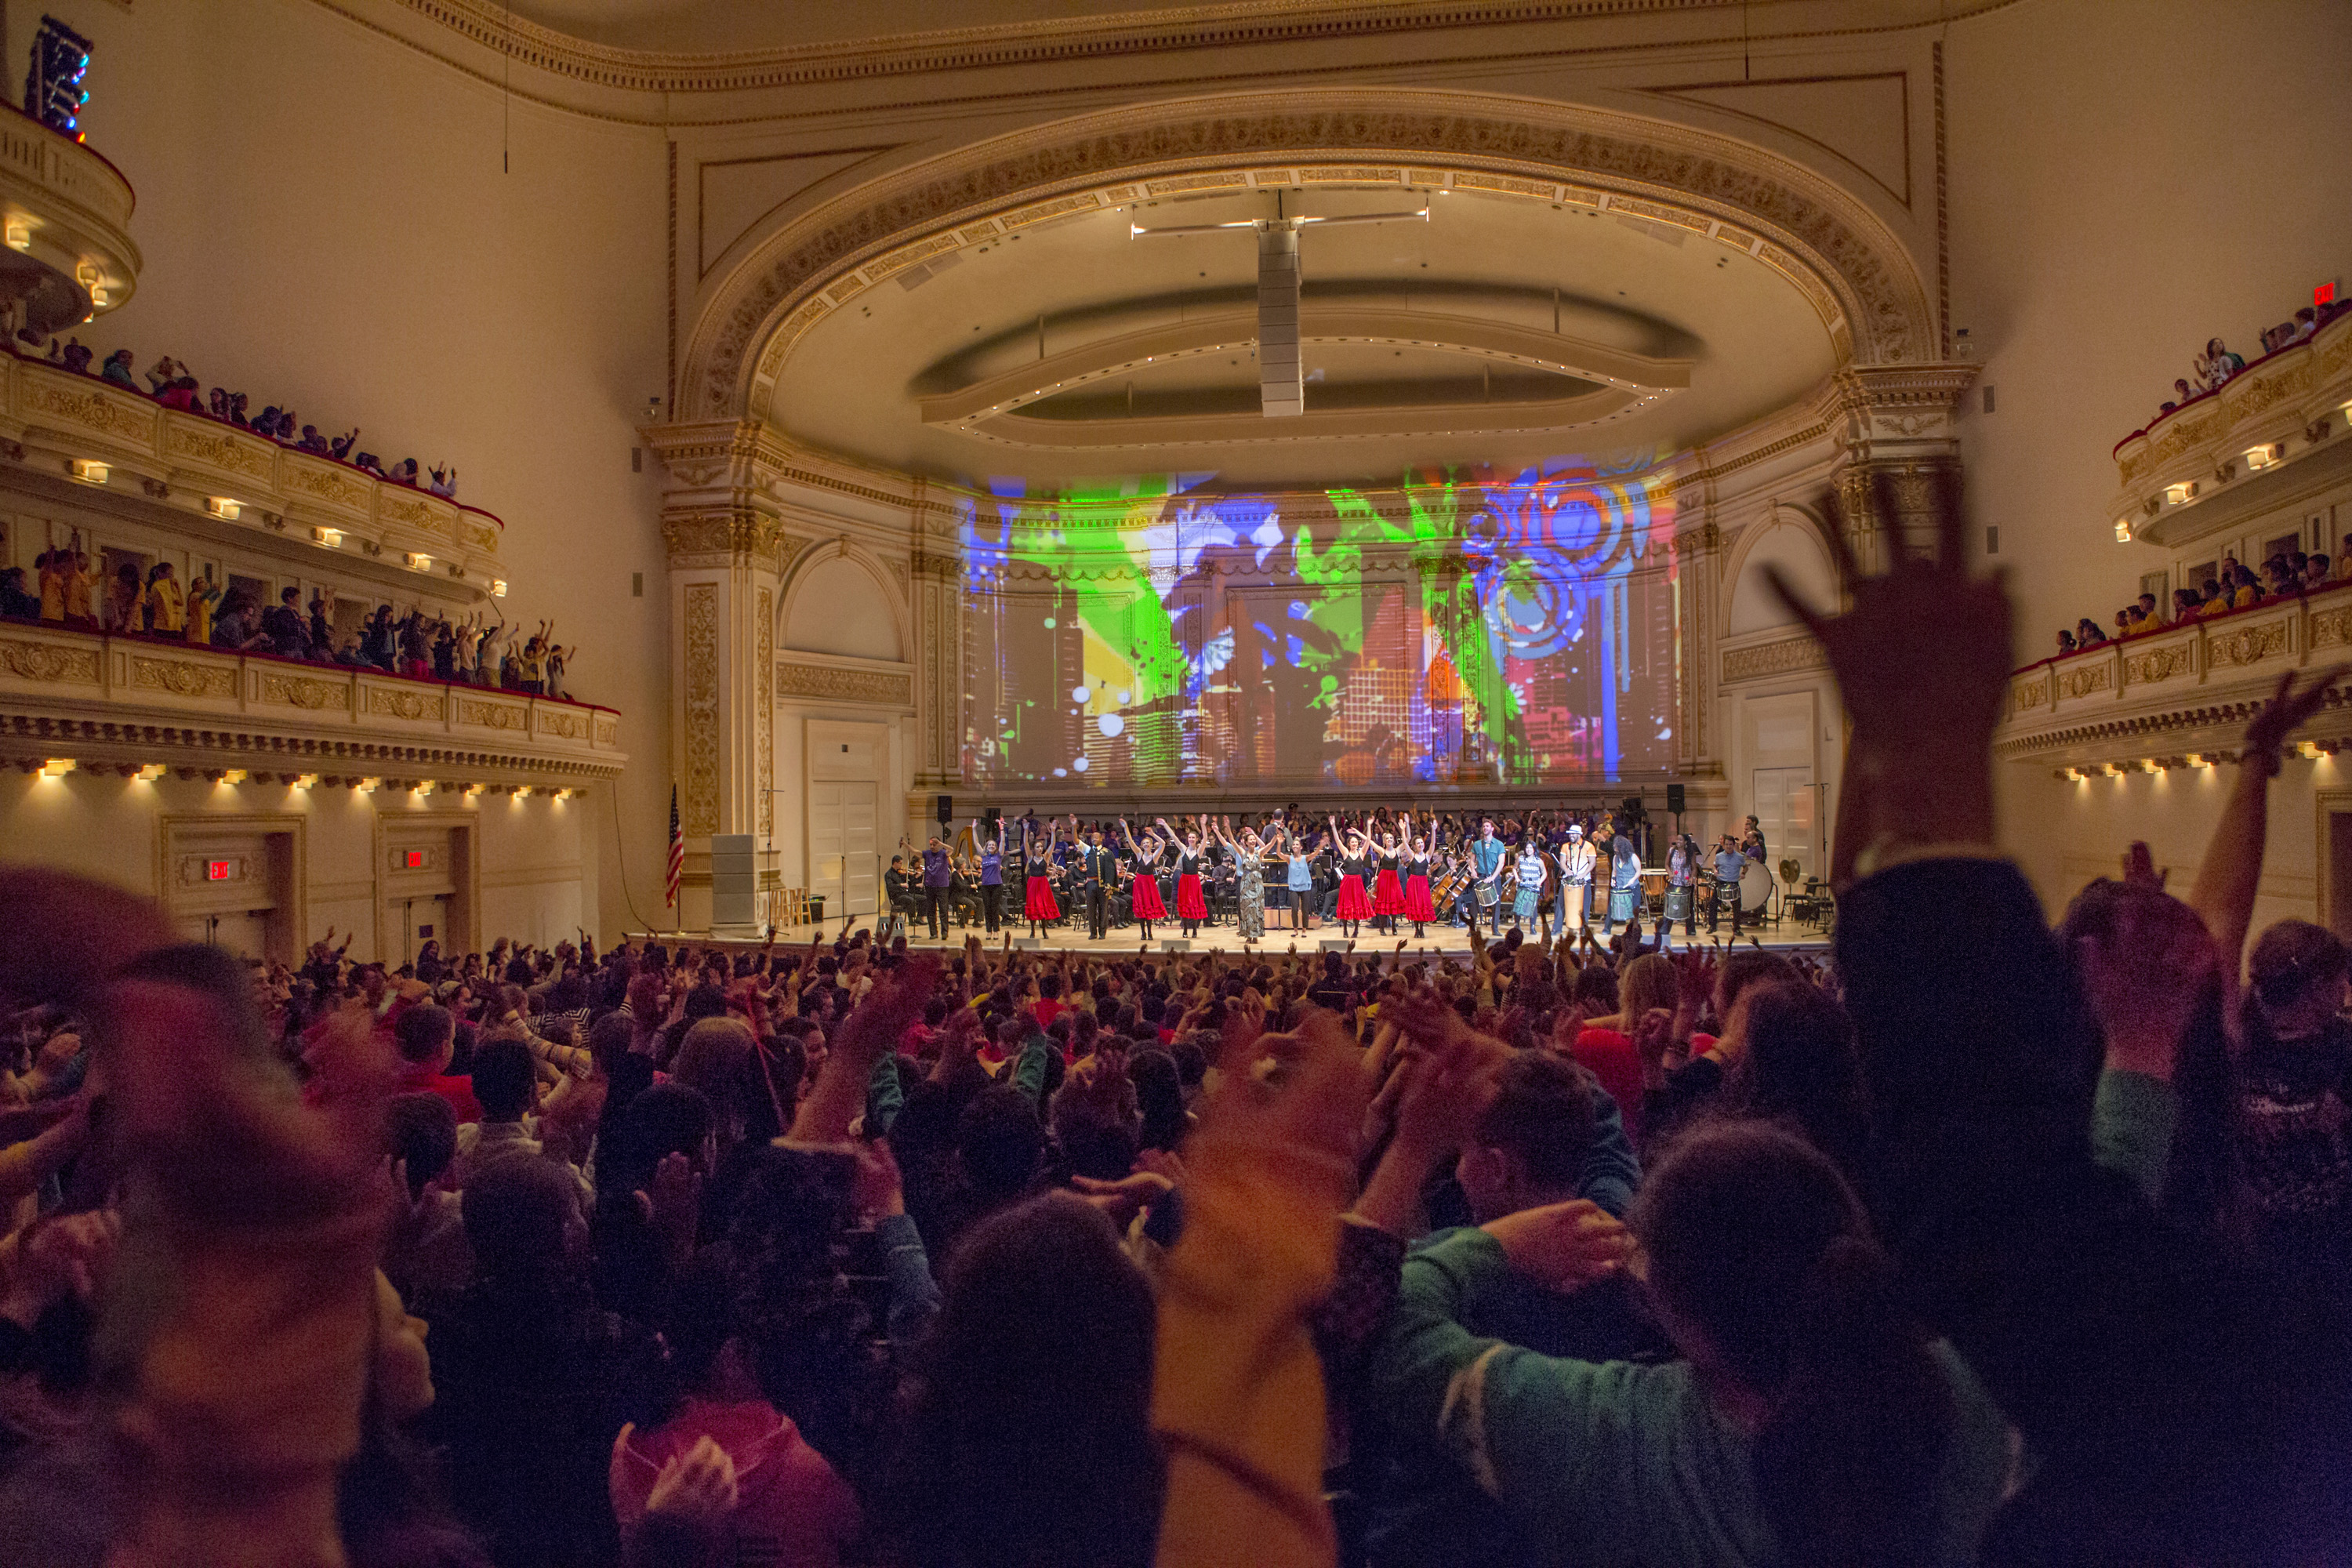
left=1215, top=815, right=1276, bottom=943
left=1118, top=818, right=1168, bottom=942
left=1161, top=815, right=1210, bottom=938
left=971, top=816, right=1005, bottom=934
left=1400, top=808, right=1439, bottom=939
left=1370, top=817, right=1407, bottom=936
left=1020, top=816, right=1061, bottom=941
left=1330, top=814, right=1375, bottom=938
left=1276, top=814, right=1319, bottom=932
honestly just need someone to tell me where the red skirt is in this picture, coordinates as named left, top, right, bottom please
left=1175, top=873, right=1208, bottom=920
left=1130, top=873, right=1167, bottom=920
left=1404, top=873, right=1437, bottom=923
left=1373, top=868, right=1406, bottom=915
left=1334, top=875, right=1374, bottom=921
left=1023, top=875, right=1060, bottom=921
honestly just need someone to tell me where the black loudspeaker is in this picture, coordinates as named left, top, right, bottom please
left=935, top=793, right=953, bottom=825
left=1667, top=782, right=1686, bottom=816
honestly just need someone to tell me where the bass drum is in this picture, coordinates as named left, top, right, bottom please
left=1739, top=858, right=1773, bottom=914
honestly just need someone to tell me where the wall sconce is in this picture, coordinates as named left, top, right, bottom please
left=205, top=496, right=241, bottom=521
left=2113, top=519, right=2132, bottom=543
left=491, top=579, right=507, bottom=597
left=463, top=782, right=484, bottom=798
left=69, top=459, right=106, bottom=483
left=133, top=762, right=165, bottom=782
left=2165, top=481, right=2198, bottom=504
left=218, top=768, right=246, bottom=784
left=414, top=780, right=435, bottom=797
left=407, top=552, right=432, bottom=572
left=355, top=776, right=379, bottom=793
left=514, top=785, right=532, bottom=799
left=554, top=787, right=575, bottom=801
left=291, top=772, right=318, bottom=789
left=2245, top=443, right=2285, bottom=470
left=312, top=527, right=342, bottom=548
left=38, top=758, right=74, bottom=778
left=86, top=284, right=107, bottom=307
left=5, top=221, right=30, bottom=252
left=2298, top=740, right=2326, bottom=760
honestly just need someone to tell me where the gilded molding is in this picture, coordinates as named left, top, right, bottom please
left=757, top=586, right=774, bottom=838
left=683, top=583, right=721, bottom=836
left=0, top=638, right=99, bottom=684
left=259, top=671, right=348, bottom=710
left=19, top=376, right=155, bottom=447
left=662, top=509, right=789, bottom=569
left=367, top=685, right=447, bottom=721
left=2207, top=619, right=2288, bottom=670
left=162, top=421, right=276, bottom=482
left=775, top=660, right=913, bottom=708
left=129, top=656, right=236, bottom=701
left=457, top=696, right=528, bottom=731
left=1722, top=635, right=1829, bottom=684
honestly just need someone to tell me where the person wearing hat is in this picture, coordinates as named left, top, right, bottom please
left=1555, top=822, right=1595, bottom=935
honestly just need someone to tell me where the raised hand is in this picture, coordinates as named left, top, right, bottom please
left=2241, top=666, right=2346, bottom=774
left=1480, top=1199, right=1636, bottom=1294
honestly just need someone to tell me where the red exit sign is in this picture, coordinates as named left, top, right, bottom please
left=402, top=850, right=424, bottom=869
left=205, top=860, right=231, bottom=882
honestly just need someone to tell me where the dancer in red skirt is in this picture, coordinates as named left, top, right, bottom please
left=1119, top=817, right=1168, bottom=940
left=1371, top=821, right=1407, bottom=935
left=1020, top=818, right=1061, bottom=939
left=1401, top=807, right=1440, bottom=938
left=1157, top=815, right=1210, bottom=937
left=1327, top=815, right=1375, bottom=937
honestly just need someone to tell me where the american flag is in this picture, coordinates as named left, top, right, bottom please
left=666, top=785, right=683, bottom=911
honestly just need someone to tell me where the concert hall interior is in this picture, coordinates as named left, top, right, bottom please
left=0, top=2, right=2348, bottom=1566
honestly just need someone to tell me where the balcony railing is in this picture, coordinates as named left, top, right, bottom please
left=1998, top=583, right=2350, bottom=768
left=0, top=353, right=508, bottom=599
left=0, top=619, right=622, bottom=782
left=0, top=102, right=137, bottom=330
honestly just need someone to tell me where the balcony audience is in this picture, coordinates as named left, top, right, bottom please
left=2049, top=546, right=2347, bottom=660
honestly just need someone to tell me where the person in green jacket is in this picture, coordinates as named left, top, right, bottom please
left=1370, top=1120, right=2014, bottom=1568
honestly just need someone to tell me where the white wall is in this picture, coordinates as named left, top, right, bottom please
left=6, top=0, right=672, bottom=942
left=1945, top=0, right=2352, bottom=917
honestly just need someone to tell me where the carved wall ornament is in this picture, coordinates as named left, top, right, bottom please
left=2122, top=644, right=2194, bottom=687
left=662, top=510, right=789, bottom=568
left=2207, top=620, right=2288, bottom=670
left=775, top=660, right=913, bottom=707
left=459, top=698, right=528, bottom=731
left=162, top=421, right=274, bottom=481
left=757, top=586, right=774, bottom=837
left=595, top=714, right=619, bottom=745
left=537, top=707, right=588, bottom=740
left=0, top=639, right=100, bottom=684
left=281, top=459, right=376, bottom=512
left=1721, top=636, right=1829, bottom=684
left=2011, top=677, right=2049, bottom=716
left=366, top=686, right=446, bottom=722
left=19, top=377, right=154, bottom=446
left=683, top=583, right=721, bottom=836
left=2310, top=605, right=2352, bottom=652
left=130, top=656, right=236, bottom=701
left=2057, top=663, right=2112, bottom=700
left=260, top=672, right=347, bottom=710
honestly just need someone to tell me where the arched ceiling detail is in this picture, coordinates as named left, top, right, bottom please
left=681, top=88, right=1936, bottom=426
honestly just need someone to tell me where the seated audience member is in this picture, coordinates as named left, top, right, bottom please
left=2134, top=590, right=2161, bottom=628
left=2311, top=552, right=2335, bottom=588
left=2074, top=616, right=2107, bottom=646
left=2054, top=627, right=2077, bottom=656
left=379, top=1089, right=471, bottom=1298
left=394, top=1000, right=482, bottom=1123
left=0, top=566, right=36, bottom=618
left=2171, top=586, right=2201, bottom=622
left=1712, top=980, right=1873, bottom=1187
left=2198, top=575, right=2228, bottom=612
left=611, top=1250, right=862, bottom=1568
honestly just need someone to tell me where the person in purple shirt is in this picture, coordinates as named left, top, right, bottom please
left=971, top=817, right=1005, bottom=934
left=920, top=835, right=953, bottom=939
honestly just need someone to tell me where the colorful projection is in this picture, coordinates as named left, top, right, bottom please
left=959, top=460, right=1680, bottom=788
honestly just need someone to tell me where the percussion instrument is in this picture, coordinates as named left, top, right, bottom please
left=1738, top=858, right=1773, bottom=914
left=1664, top=885, right=1693, bottom=921
left=1639, top=868, right=1668, bottom=911
left=1607, top=887, right=1639, bottom=924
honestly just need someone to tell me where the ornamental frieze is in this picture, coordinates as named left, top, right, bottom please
left=130, top=655, right=235, bottom=700
left=775, top=660, right=913, bottom=707
left=2206, top=620, right=2288, bottom=670
left=19, top=377, right=155, bottom=446
left=1721, top=636, right=1829, bottom=684
left=367, top=686, right=446, bottom=722
left=260, top=672, right=348, bottom=710
left=162, top=421, right=275, bottom=481
left=0, top=639, right=99, bottom=684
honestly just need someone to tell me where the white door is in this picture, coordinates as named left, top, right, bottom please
left=809, top=780, right=880, bottom=918
left=1749, top=765, right=1816, bottom=887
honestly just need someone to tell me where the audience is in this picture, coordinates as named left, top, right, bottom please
left=0, top=478, right=2347, bottom=1568
left=2047, top=543, right=2339, bottom=660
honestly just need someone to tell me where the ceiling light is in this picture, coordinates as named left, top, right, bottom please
left=312, top=527, right=342, bottom=548
left=70, top=459, right=106, bottom=483
left=206, top=496, right=241, bottom=520
left=4, top=221, right=27, bottom=251
left=406, top=552, right=431, bottom=571
left=38, top=758, right=73, bottom=778
left=2165, top=481, right=2198, bottom=504
left=2114, top=519, right=2133, bottom=543
left=491, top=579, right=507, bottom=597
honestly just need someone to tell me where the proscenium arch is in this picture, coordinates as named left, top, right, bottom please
left=681, top=86, right=1937, bottom=426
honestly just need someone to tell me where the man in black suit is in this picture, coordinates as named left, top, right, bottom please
left=1078, top=824, right=1116, bottom=940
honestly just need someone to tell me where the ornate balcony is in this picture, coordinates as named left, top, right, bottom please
left=1996, top=586, right=2352, bottom=770
left=0, top=620, right=622, bottom=785
left=0, top=353, right=506, bottom=601
left=0, top=103, right=137, bottom=333
left=2112, top=308, right=2352, bottom=549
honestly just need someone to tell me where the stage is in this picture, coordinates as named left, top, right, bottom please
left=629, top=913, right=1833, bottom=960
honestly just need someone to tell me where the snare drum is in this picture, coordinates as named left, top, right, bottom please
left=1664, top=885, right=1692, bottom=921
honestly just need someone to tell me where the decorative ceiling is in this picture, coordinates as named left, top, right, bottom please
left=775, top=175, right=1836, bottom=490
